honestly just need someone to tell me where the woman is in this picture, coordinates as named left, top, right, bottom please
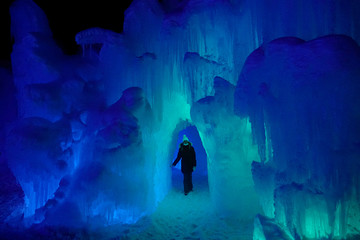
left=172, top=135, right=197, bottom=195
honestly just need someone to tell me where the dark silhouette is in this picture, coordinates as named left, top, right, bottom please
left=172, top=135, right=197, bottom=195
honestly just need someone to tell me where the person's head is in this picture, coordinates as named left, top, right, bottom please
left=182, top=135, right=190, bottom=146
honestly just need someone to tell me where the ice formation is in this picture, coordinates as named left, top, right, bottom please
left=0, top=0, right=360, bottom=239
left=235, top=35, right=360, bottom=239
left=191, top=77, right=261, bottom=218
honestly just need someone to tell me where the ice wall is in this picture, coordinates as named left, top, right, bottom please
left=0, top=66, right=17, bottom=153
left=10, top=0, right=65, bottom=120
left=0, top=157, right=24, bottom=225
left=8, top=0, right=161, bottom=226
left=101, top=0, right=258, bottom=109
left=6, top=118, right=73, bottom=218
left=59, top=87, right=155, bottom=225
left=234, top=35, right=360, bottom=239
left=115, top=0, right=360, bottom=113
left=191, top=77, right=261, bottom=218
left=248, top=0, right=360, bottom=45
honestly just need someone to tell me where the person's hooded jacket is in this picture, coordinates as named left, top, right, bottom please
left=173, top=137, right=196, bottom=173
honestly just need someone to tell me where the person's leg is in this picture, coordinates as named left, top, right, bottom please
left=189, top=172, right=193, bottom=191
left=183, top=173, right=191, bottom=195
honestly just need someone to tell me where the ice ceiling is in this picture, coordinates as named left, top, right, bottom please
left=1, top=0, right=360, bottom=239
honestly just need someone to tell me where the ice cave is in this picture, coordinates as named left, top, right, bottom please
left=0, top=0, right=360, bottom=239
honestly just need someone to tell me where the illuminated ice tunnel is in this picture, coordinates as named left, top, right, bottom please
left=1, top=0, right=360, bottom=239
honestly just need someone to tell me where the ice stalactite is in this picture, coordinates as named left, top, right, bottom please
left=75, top=27, right=122, bottom=58
left=0, top=159, right=25, bottom=225
left=248, top=0, right=360, bottom=45
left=10, top=0, right=63, bottom=120
left=5, top=118, right=73, bottom=218
left=116, top=0, right=258, bottom=111
left=27, top=87, right=158, bottom=226
left=235, top=35, right=360, bottom=239
left=191, top=77, right=261, bottom=219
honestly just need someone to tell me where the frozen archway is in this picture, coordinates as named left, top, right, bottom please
left=159, top=81, right=262, bottom=220
left=169, top=123, right=208, bottom=193
left=170, top=123, right=208, bottom=175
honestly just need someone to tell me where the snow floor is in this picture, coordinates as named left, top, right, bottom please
left=0, top=170, right=254, bottom=240
left=94, top=170, right=254, bottom=240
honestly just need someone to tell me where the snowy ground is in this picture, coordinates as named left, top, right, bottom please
left=1, top=170, right=254, bottom=240
left=92, top=170, right=254, bottom=240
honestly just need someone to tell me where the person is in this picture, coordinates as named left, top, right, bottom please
left=171, top=135, right=196, bottom=195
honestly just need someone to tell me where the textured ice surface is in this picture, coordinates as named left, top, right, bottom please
left=5, top=117, right=73, bottom=218
left=0, top=160, right=24, bottom=225
left=191, top=77, right=261, bottom=218
left=253, top=214, right=294, bottom=240
left=235, top=35, right=360, bottom=239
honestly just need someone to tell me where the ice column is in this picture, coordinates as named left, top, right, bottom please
left=192, top=77, right=261, bottom=218
left=235, top=35, right=360, bottom=238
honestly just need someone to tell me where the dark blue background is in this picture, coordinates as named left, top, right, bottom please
left=0, top=0, right=133, bottom=60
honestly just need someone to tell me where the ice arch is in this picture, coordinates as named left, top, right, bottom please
left=169, top=122, right=208, bottom=176
left=163, top=95, right=261, bottom=221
